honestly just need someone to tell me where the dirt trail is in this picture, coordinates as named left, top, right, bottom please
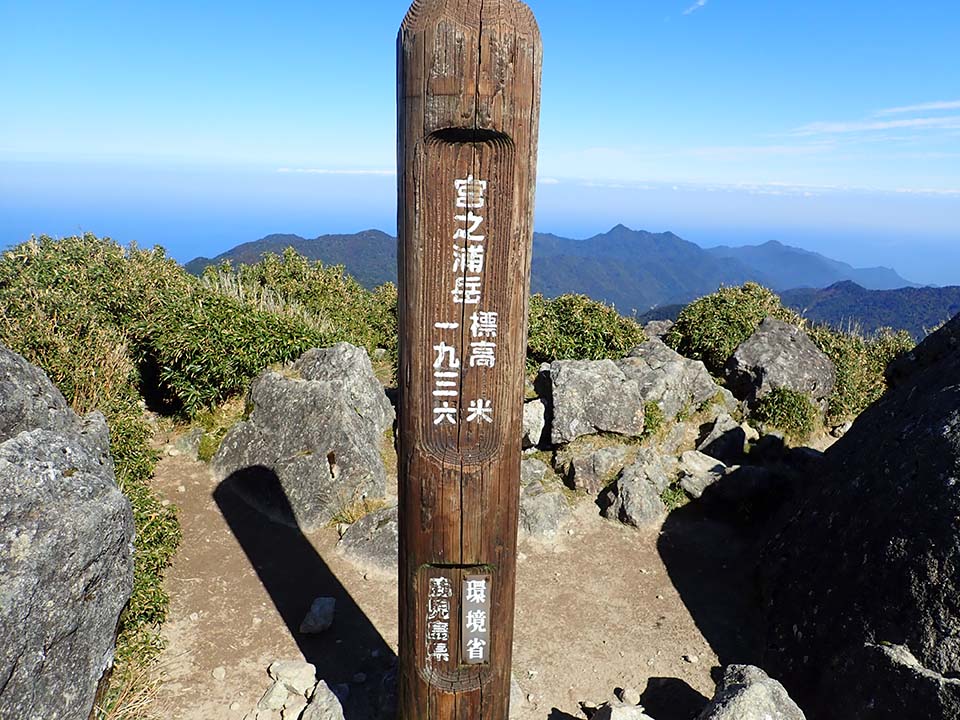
left=150, top=444, right=758, bottom=720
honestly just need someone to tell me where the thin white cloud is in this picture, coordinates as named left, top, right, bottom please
left=277, top=168, right=395, bottom=176
left=683, top=0, right=708, bottom=15
left=790, top=116, right=960, bottom=136
left=877, top=100, right=960, bottom=116
left=538, top=177, right=561, bottom=185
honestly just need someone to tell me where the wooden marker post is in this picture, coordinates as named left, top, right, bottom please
left=396, top=1, right=542, bottom=718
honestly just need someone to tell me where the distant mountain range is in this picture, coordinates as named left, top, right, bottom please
left=780, top=281, right=960, bottom=339
left=185, top=225, right=957, bottom=338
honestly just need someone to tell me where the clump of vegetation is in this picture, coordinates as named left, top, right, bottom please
left=641, top=401, right=666, bottom=440
left=0, top=237, right=181, bottom=697
left=806, top=324, right=914, bottom=424
left=330, top=496, right=390, bottom=526
left=201, top=248, right=399, bottom=362
left=751, top=387, right=821, bottom=442
left=194, top=396, right=250, bottom=462
left=527, top=293, right=646, bottom=369
left=660, top=481, right=690, bottom=511
left=666, top=282, right=915, bottom=425
left=665, top=282, right=800, bottom=375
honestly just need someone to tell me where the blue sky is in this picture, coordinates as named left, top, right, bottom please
left=2, top=0, right=959, bottom=284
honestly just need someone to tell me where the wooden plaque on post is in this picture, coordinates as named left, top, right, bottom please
left=396, top=1, right=542, bottom=718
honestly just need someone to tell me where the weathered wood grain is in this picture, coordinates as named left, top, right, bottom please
left=396, top=1, right=542, bottom=718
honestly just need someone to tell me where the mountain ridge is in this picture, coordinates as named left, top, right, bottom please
left=184, top=225, right=924, bottom=319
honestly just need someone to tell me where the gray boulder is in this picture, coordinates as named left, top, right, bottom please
left=599, top=455, right=669, bottom=528
left=618, top=337, right=730, bottom=420
left=336, top=506, right=398, bottom=574
left=520, top=457, right=551, bottom=487
left=549, top=360, right=645, bottom=444
left=520, top=479, right=569, bottom=538
left=725, top=318, right=835, bottom=409
left=562, top=445, right=631, bottom=495
left=697, top=413, right=746, bottom=465
left=522, top=399, right=547, bottom=449
left=301, top=681, right=345, bottom=720
left=0, top=345, right=134, bottom=720
left=678, top=450, right=727, bottom=499
left=644, top=319, right=675, bottom=340
left=697, top=665, right=805, bottom=720
left=213, top=343, right=394, bottom=531
left=827, top=643, right=960, bottom=719
left=761, top=311, right=960, bottom=719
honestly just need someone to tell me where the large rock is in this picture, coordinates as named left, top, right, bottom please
left=697, top=665, right=805, bottom=720
left=696, top=413, right=746, bottom=465
left=598, top=453, right=670, bottom=528
left=618, top=337, right=730, bottom=420
left=725, top=318, right=835, bottom=409
left=760, top=312, right=960, bottom=719
left=213, top=344, right=394, bottom=531
left=549, top=360, right=645, bottom=444
left=678, top=450, right=728, bottom=499
left=522, top=399, right=547, bottom=449
left=336, top=506, right=398, bottom=574
left=0, top=345, right=135, bottom=720
left=560, top=444, right=631, bottom=495
left=520, top=474, right=570, bottom=539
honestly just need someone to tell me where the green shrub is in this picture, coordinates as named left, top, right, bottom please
left=527, top=293, right=646, bottom=368
left=807, top=324, right=914, bottom=424
left=0, top=241, right=181, bottom=674
left=751, top=387, right=820, bottom=441
left=665, top=283, right=800, bottom=375
left=201, top=249, right=399, bottom=360
left=660, top=481, right=689, bottom=511
left=642, top=400, right=666, bottom=440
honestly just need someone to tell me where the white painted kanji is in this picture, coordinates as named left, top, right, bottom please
left=452, top=276, right=483, bottom=305
left=429, top=577, right=453, bottom=598
left=465, top=637, right=487, bottom=661
left=465, top=578, right=488, bottom=604
left=470, top=311, right=498, bottom=338
left=428, top=621, right=449, bottom=641
left=455, top=176, right=487, bottom=209
left=433, top=342, right=460, bottom=369
left=468, top=341, right=496, bottom=368
left=454, top=211, right=486, bottom=242
left=466, top=399, right=494, bottom=424
left=433, top=402, right=457, bottom=425
left=430, top=643, right=450, bottom=662
left=466, top=609, right=487, bottom=633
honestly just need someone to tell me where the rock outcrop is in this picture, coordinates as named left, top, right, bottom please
left=697, top=665, right=806, bottom=720
left=598, top=451, right=673, bottom=528
left=0, top=344, right=135, bottom=720
left=519, top=459, right=570, bottom=538
left=549, top=360, right=645, bottom=444
left=336, top=505, right=398, bottom=574
left=761, top=312, right=960, bottom=719
left=213, top=343, right=393, bottom=531
left=618, top=338, right=732, bottom=421
left=725, top=318, right=835, bottom=410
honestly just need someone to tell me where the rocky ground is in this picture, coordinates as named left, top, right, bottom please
left=149, top=446, right=764, bottom=720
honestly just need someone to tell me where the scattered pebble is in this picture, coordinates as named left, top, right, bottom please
left=683, top=654, right=700, bottom=664
left=656, top=594, right=664, bottom=600
left=189, top=612, right=200, bottom=622
left=620, top=687, right=642, bottom=706
left=299, top=597, right=336, bottom=634
left=212, top=666, right=226, bottom=681
left=177, top=485, right=186, bottom=493
left=229, top=701, right=241, bottom=712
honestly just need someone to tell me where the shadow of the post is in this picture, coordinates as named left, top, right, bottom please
left=213, top=466, right=397, bottom=719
